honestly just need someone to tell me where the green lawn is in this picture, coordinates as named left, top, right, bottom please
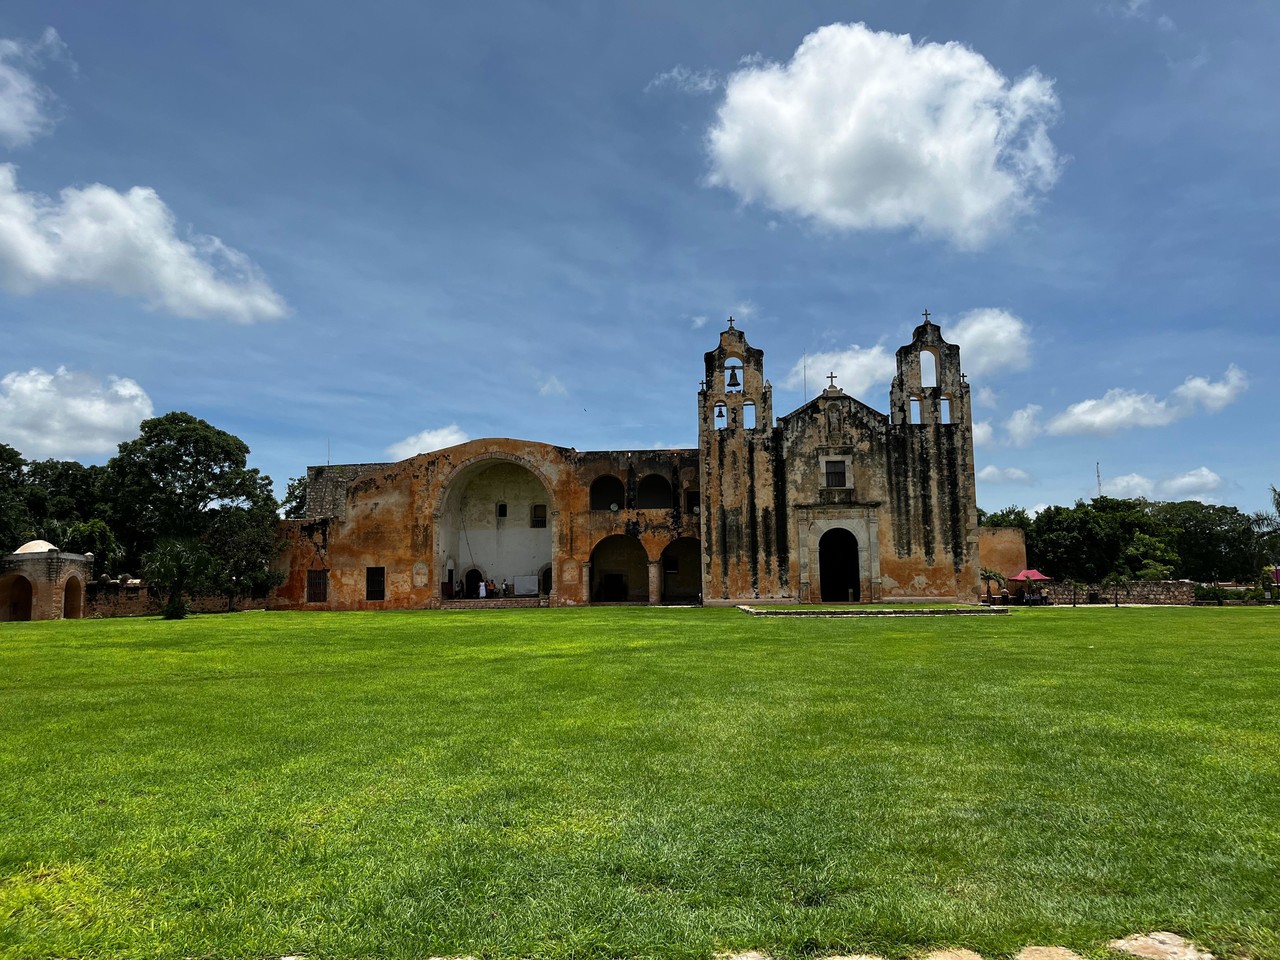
left=1, top=607, right=1277, bottom=960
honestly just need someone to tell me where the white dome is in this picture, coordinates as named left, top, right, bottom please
left=14, top=539, right=58, bottom=554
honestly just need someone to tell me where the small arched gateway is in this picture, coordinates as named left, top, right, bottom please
left=0, top=541, right=94, bottom=621
left=818, top=528, right=861, bottom=602
left=660, top=537, right=701, bottom=604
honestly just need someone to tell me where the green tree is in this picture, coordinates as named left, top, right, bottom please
left=143, top=538, right=212, bottom=620
left=107, top=412, right=281, bottom=610
left=281, top=475, right=309, bottom=520
left=0, top=443, right=33, bottom=551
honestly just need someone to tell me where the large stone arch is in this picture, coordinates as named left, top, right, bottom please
left=436, top=455, right=557, bottom=600
left=589, top=534, right=649, bottom=603
left=0, top=573, right=34, bottom=622
left=660, top=537, right=701, bottom=603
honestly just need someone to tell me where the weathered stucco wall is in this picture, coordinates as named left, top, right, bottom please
left=978, top=527, right=1028, bottom=582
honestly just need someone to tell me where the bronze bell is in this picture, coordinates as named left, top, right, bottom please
left=726, top=366, right=741, bottom=388
left=716, top=405, right=726, bottom=419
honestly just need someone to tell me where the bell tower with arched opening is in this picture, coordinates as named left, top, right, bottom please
left=698, top=318, right=783, bottom=600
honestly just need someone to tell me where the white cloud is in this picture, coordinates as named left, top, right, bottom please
left=646, top=65, right=720, bottom=94
left=1005, top=404, right=1043, bottom=447
left=1103, top=473, right=1155, bottom=498
left=0, top=164, right=288, bottom=323
left=386, top=425, right=469, bottom=461
left=539, top=375, right=568, bottom=397
left=975, top=386, right=999, bottom=408
left=1159, top=466, right=1222, bottom=501
left=0, top=366, right=153, bottom=459
left=978, top=465, right=1031, bottom=483
left=706, top=22, right=1062, bottom=247
left=1047, top=366, right=1246, bottom=436
left=944, top=308, right=1032, bottom=378
left=690, top=315, right=709, bottom=329
left=972, top=420, right=994, bottom=447
left=1028, top=503, right=1050, bottom=518
left=0, top=27, right=68, bottom=148
left=781, top=344, right=896, bottom=395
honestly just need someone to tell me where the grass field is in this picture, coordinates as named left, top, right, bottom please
left=1, top=607, right=1277, bottom=960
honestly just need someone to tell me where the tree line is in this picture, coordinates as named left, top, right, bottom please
left=0, top=412, right=284, bottom=618
left=981, top=491, right=1280, bottom=585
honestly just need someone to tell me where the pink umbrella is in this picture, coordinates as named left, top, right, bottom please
left=1009, top=569, right=1052, bottom=582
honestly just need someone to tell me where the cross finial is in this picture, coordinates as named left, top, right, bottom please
left=922, top=308, right=931, bottom=322
left=727, top=315, right=735, bottom=329
left=699, top=379, right=707, bottom=392
left=827, top=371, right=838, bottom=388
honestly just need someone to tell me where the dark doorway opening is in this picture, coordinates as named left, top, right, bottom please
left=1, top=574, right=33, bottom=622
left=465, top=568, right=483, bottom=599
left=819, top=528, right=861, bottom=602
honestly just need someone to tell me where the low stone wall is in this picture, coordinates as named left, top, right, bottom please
left=1042, top=580, right=1195, bottom=606
left=85, top=583, right=270, bottom=618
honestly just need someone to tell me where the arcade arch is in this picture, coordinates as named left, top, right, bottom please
left=590, top=535, right=649, bottom=603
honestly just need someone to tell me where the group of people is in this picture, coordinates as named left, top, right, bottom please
left=452, top=577, right=509, bottom=600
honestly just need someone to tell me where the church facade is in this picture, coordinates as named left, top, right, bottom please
left=272, top=316, right=980, bottom=608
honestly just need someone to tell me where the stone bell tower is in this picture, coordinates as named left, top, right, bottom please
left=698, top=318, right=784, bottom=600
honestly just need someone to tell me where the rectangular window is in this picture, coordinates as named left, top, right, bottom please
left=496, top=502, right=507, bottom=518
left=939, top=398, right=952, bottom=424
left=825, top=460, right=847, bottom=488
left=366, top=566, right=386, bottom=602
left=530, top=503, right=547, bottom=528
left=306, top=569, right=328, bottom=603
left=685, top=489, right=700, bottom=514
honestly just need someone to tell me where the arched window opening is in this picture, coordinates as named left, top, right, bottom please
left=742, top=402, right=756, bottom=429
left=724, top=362, right=744, bottom=393
left=910, top=397, right=922, bottom=424
left=920, top=349, right=938, bottom=389
left=590, top=475, right=626, bottom=511
left=637, top=474, right=673, bottom=509
left=940, top=397, right=952, bottom=424
left=714, top=403, right=727, bottom=430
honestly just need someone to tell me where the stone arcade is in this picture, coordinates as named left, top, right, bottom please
left=272, top=317, right=981, bottom=608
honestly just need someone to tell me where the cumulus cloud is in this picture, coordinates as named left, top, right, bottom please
left=0, top=366, right=153, bottom=459
left=0, top=164, right=288, bottom=322
left=1047, top=365, right=1246, bottom=436
left=977, top=465, right=1031, bottom=483
left=0, top=27, right=68, bottom=148
left=706, top=22, right=1062, bottom=247
left=1005, top=404, right=1043, bottom=447
left=539, top=375, right=568, bottom=397
left=972, top=420, right=994, bottom=447
left=781, top=344, right=896, bottom=396
left=646, top=65, right=720, bottom=94
left=386, top=425, right=469, bottom=461
left=1160, top=466, right=1222, bottom=501
left=1103, top=473, right=1156, bottom=499
left=975, top=386, right=999, bottom=408
left=944, top=308, right=1032, bottom=378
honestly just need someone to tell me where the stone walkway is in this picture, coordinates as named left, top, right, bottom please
left=285, top=931, right=1216, bottom=960
left=714, top=932, right=1215, bottom=960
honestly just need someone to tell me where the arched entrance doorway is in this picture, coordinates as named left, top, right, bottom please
left=819, top=528, right=861, bottom=602
left=1, top=574, right=34, bottom=622
left=464, top=568, right=484, bottom=599
left=439, top=458, right=554, bottom=601
left=590, top=535, right=649, bottom=603
left=63, top=577, right=84, bottom=620
left=660, top=537, right=701, bottom=604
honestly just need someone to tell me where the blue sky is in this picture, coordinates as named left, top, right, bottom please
left=0, top=1, right=1276, bottom=514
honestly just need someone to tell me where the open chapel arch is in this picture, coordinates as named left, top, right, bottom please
left=63, top=576, right=84, bottom=620
left=438, top=458, right=554, bottom=599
